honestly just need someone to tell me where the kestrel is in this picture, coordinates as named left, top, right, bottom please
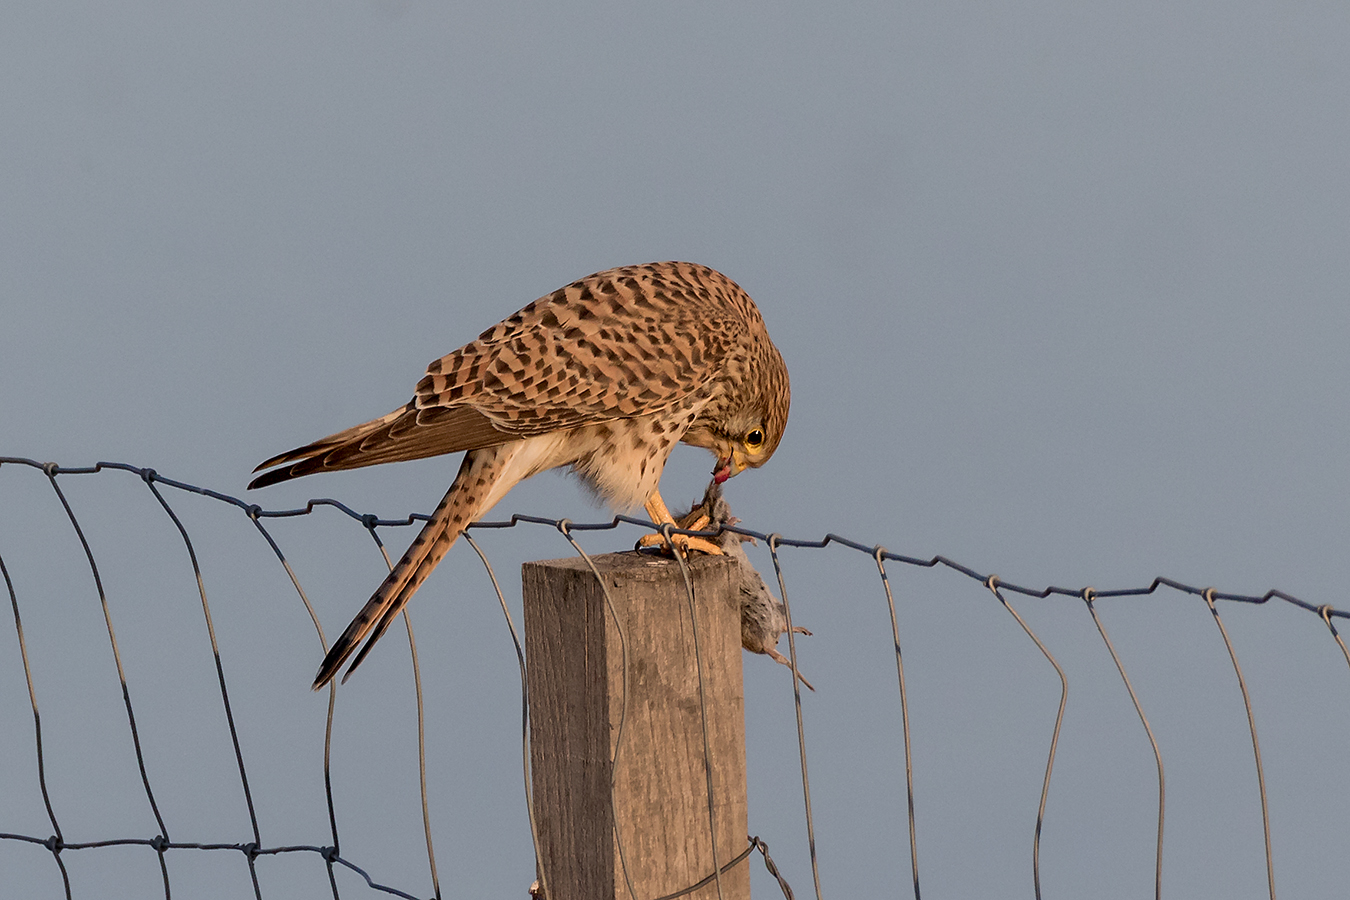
left=249, top=261, right=791, bottom=689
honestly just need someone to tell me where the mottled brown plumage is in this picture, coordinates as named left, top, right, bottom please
left=249, top=261, right=790, bottom=688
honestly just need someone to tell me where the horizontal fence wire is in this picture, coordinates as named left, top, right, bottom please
left=2, top=456, right=1349, bottom=900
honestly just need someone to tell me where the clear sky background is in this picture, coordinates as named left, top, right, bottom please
left=3, top=2, right=1349, bottom=898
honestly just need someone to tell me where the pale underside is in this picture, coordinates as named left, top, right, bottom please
left=463, top=401, right=713, bottom=516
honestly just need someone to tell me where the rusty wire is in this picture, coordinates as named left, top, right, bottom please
left=4, top=456, right=1350, bottom=900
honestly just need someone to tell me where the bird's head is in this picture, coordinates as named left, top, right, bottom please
left=709, top=344, right=790, bottom=483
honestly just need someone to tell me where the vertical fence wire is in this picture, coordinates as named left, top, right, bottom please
left=667, top=527, right=727, bottom=900
left=1202, top=588, right=1275, bottom=900
left=143, top=475, right=264, bottom=852
left=244, top=509, right=343, bottom=899
left=460, top=530, right=550, bottom=900
left=871, top=548, right=921, bottom=900
left=4, top=458, right=1350, bottom=900
left=45, top=466, right=176, bottom=898
left=363, top=523, right=441, bottom=900
left=1081, top=589, right=1164, bottom=900
left=556, top=520, right=640, bottom=900
left=985, top=576, right=1067, bottom=900
left=767, top=534, right=824, bottom=900
left=1321, top=605, right=1350, bottom=673
left=400, top=609, right=440, bottom=900
left=1, top=548, right=73, bottom=898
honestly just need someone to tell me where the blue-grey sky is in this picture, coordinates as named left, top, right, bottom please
left=3, top=2, right=1349, bottom=898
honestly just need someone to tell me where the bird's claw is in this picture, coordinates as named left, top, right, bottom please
left=635, top=530, right=725, bottom=556
left=640, top=490, right=725, bottom=556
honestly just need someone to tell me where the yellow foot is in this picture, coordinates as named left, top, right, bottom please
left=636, top=531, right=725, bottom=556
left=636, top=490, right=725, bottom=556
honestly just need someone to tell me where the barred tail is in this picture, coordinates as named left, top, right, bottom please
left=309, top=442, right=529, bottom=689
left=312, top=482, right=468, bottom=689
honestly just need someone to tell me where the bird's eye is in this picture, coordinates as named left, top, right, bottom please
left=745, top=429, right=765, bottom=448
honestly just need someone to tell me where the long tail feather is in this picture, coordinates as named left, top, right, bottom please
left=311, top=448, right=498, bottom=689
left=311, top=485, right=461, bottom=688
left=337, top=525, right=458, bottom=684
left=310, top=438, right=541, bottom=688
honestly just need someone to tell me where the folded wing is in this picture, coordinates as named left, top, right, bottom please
left=248, top=403, right=510, bottom=488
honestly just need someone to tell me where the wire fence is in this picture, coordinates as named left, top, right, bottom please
left=2, top=456, right=1348, bottom=900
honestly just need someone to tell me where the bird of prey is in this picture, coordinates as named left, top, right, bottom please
left=249, top=261, right=791, bottom=689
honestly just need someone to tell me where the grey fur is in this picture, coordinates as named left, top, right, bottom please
left=679, top=481, right=815, bottom=691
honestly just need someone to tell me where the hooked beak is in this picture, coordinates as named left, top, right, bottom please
left=712, top=451, right=747, bottom=484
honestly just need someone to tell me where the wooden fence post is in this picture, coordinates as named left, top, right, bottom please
left=522, top=551, right=750, bottom=900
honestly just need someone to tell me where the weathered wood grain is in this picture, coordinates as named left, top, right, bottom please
left=523, top=551, right=749, bottom=900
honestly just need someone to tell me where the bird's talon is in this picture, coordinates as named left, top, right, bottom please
left=635, top=531, right=725, bottom=556
left=676, top=510, right=712, bottom=532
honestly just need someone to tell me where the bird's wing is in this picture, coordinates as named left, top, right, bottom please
left=248, top=403, right=509, bottom=488
left=413, top=262, right=747, bottom=435
left=250, top=262, right=750, bottom=488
